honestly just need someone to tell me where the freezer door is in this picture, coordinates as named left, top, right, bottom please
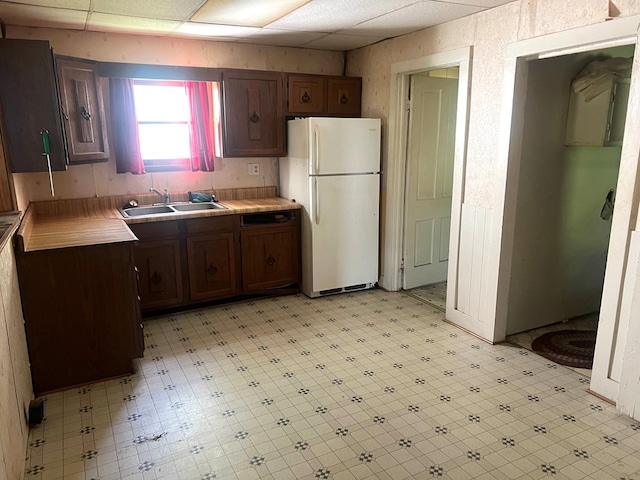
left=309, top=174, right=380, bottom=292
left=309, top=118, right=381, bottom=175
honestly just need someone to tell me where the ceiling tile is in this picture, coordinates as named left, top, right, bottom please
left=91, top=0, right=206, bottom=21
left=2, top=0, right=90, bottom=8
left=304, top=33, right=386, bottom=51
left=87, top=12, right=180, bottom=35
left=173, top=22, right=260, bottom=38
left=191, top=0, right=312, bottom=27
left=239, top=28, right=326, bottom=48
left=440, top=0, right=514, bottom=7
left=342, top=0, right=484, bottom=37
left=267, top=0, right=418, bottom=32
left=0, top=3, right=87, bottom=29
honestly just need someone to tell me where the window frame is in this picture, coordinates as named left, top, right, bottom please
left=133, top=79, right=191, bottom=172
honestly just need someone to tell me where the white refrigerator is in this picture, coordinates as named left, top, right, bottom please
left=279, top=117, right=381, bottom=298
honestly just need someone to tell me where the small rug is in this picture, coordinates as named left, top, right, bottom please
left=531, top=330, right=596, bottom=369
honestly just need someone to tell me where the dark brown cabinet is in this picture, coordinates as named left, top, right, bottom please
left=241, top=211, right=300, bottom=292
left=286, top=74, right=362, bottom=117
left=0, top=39, right=67, bottom=173
left=129, top=221, right=183, bottom=310
left=56, top=58, right=110, bottom=163
left=16, top=242, right=141, bottom=394
left=185, top=216, right=240, bottom=301
left=220, top=69, right=285, bottom=157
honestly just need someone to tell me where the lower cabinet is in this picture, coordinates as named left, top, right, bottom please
left=129, top=221, right=183, bottom=310
left=16, top=241, right=142, bottom=394
left=186, top=216, right=240, bottom=301
left=130, top=210, right=300, bottom=313
left=241, top=224, right=299, bottom=291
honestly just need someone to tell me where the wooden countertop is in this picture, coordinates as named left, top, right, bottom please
left=17, top=196, right=300, bottom=253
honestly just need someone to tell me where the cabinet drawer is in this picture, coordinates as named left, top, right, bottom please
left=130, top=221, right=179, bottom=241
left=186, top=215, right=237, bottom=236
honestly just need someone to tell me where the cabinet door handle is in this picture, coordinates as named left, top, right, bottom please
left=266, top=255, right=276, bottom=266
left=301, top=91, right=310, bottom=103
left=80, top=106, right=91, bottom=121
left=340, top=93, right=349, bottom=104
left=151, top=272, right=162, bottom=284
left=249, top=111, right=260, bottom=123
left=61, top=105, right=69, bottom=121
left=207, top=264, right=218, bottom=275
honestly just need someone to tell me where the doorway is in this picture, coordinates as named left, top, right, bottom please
left=403, top=68, right=459, bottom=311
left=503, top=45, right=634, bottom=376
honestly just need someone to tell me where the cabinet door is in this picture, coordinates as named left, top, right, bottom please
left=135, top=240, right=183, bottom=310
left=0, top=39, right=67, bottom=172
left=287, top=75, right=325, bottom=115
left=221, top=70, right=285, bottom=157
left=187, top=233, right=238, bottom=301
left=327, top=77, right=362, bottom=117
left=241, top=225, right=299, bottom=291
left=56, top=58, right=110, bottom=163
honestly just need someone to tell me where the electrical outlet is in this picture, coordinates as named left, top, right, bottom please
left=248, top=163, right=260, bottom=175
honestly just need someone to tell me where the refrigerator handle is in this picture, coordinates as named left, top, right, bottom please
left=313, top=177, right=320, bottom=225
left=313, top=128, right=320, bottom=175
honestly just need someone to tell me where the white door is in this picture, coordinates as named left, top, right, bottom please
left=309, top=174, right=380, bottom=293
left=403, top=74, right=458, bottom=289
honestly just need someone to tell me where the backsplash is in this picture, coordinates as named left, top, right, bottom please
left=7, top=26, right=345, bottom=212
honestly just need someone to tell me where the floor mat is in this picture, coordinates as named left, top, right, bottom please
left=531, top=329, right=597, bottom=369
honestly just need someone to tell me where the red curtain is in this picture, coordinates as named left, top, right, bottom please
left=185, top=81, right=218, bottom=172
left=109, top=78, right=145, bottom=174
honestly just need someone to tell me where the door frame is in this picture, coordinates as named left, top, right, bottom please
left=494, top=16, right=640, bottom=404
left=382, top=47, right=472, bottom=300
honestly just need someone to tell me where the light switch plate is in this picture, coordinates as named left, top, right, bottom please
left=248, top=163, right=260, bottom=175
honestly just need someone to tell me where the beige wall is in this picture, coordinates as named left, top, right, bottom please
left=0, top=235, right=33, bottom=480
left=346, top=0, right=640, bottom=280
left=6, top=27, right=345, bottom=211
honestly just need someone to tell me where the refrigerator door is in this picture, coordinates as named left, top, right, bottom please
left=308, top=173, right=380, bottom=293
left=309, top=117, right=381, bottom=176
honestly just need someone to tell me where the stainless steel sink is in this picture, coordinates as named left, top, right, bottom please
left=122, top=205, right=175, bottom=217
left=120, top=202, right=227, bottom=218
left=170, top=202, right=226, bottom=212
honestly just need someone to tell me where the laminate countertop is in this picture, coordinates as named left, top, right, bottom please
left=16, top=197, right=300, bottom=253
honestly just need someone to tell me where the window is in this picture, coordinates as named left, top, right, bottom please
left=132, top=80, right=192, bottom=171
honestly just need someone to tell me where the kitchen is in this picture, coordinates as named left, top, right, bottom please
left=2, top=1, right=640, bottom=479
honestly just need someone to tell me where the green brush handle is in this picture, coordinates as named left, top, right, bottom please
left=40, top=129, right=51, bottom=155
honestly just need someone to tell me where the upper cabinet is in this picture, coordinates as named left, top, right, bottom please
left=220, top=69, right=285, bottom=157
left=56, top=58, right=110, bottom=164
left=0, top=39, right=67, bottom=173
left=286, top=74, right=362, bottom=117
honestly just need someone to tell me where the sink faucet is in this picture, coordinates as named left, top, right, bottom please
left=150, top=188, right=170, bottom=204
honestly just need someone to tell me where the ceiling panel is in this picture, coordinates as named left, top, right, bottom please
left=445, top=0, right=514, bottom=6
left=91, top=0, right=206, bottom=21
left=2, top=0, right=90, bottom=8
left=87, top=13, right=180, bottom=35
left=267, top=0, right=418, bottom=33
left=0, top=3, right=87, bottom=29
left=343, top=0, right=484, bottom=37
left=304, top=33, right=387, bottom=51
left=240, top=28, right=326, bottom=48
left=173, top=22, right=260, bottom=39
left=191, top=0, right=312, bottom=27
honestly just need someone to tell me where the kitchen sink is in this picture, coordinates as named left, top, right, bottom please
left=170, top=202, right=226, bottom=212
left=122, top=205, right=175, bottom=217
left=120, top=202, right=227, bottom=218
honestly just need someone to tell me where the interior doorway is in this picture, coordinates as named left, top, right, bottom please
left=403, top=68, right=459, bottom=311
left=503, top=45, right=634, bottom=375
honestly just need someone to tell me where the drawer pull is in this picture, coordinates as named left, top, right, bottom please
left=207, top=264, right=218, bottom=275
left=250, top=111, right=260, bottom=123
left=80, top=106, right=92, bottom=121
left=340, top=93, right=349, bottom=104
left=301, top=91, right=310, bottom=103
left=266, top=254, right=276, bottom=266
left=151, top=272, right=162, bottom=284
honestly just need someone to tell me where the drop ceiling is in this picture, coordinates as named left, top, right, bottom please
left=0, top=0, right=515, bottom=51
